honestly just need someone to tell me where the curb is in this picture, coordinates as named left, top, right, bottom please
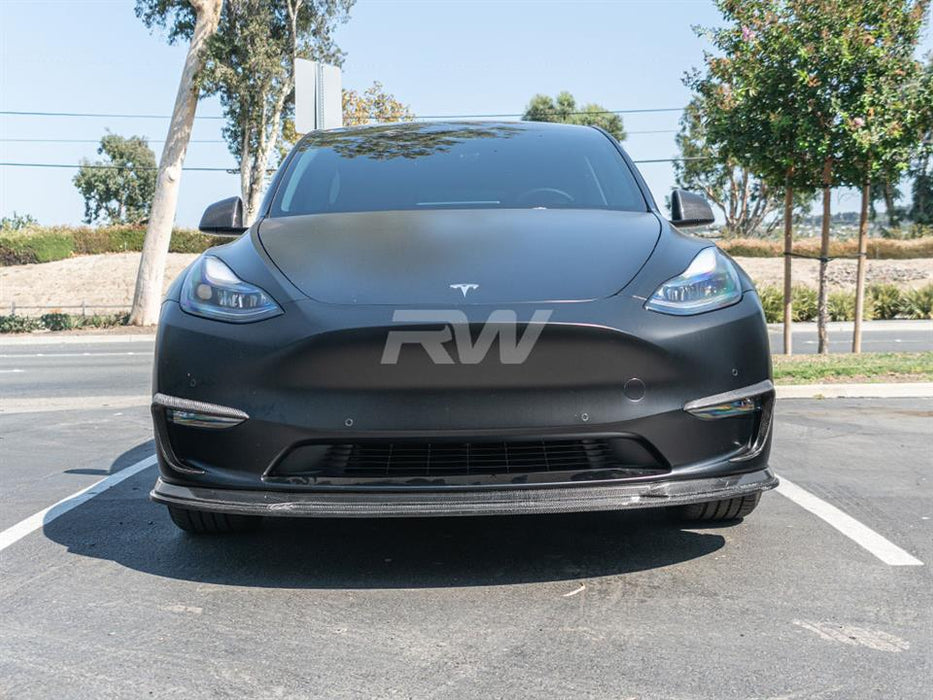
left=776, top=382, right=933, bottom=399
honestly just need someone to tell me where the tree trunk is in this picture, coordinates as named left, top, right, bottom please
left=852, top=181, right=871, bottom=353
left=817, top=158, right=832, bottom=354
left=241, top=81, right=289, bottom=224
left=782, top=181, right=794, bottom=355
left=128, top=0, right=223, bottom=326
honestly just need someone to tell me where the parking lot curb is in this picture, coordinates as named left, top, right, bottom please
left=0, top=333, right=157, bottom=346
left=776, top=382, right=933, bottom=399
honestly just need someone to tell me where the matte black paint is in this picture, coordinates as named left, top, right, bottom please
left=153, top=121, right=773, bottom=517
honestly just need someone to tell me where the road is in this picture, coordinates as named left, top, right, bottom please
left=766, top=319, right=932, bottom=354
left=0, top=336, right=931, bottom=698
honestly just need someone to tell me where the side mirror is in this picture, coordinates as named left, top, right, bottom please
left=199, top=196, right=247, bottom=235
left=670, top=189, right=715, bottom=228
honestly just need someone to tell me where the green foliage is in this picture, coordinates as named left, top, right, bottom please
left=690, top=0, right=930, bottom=192
left=1, top=212, right=38, bottom=231
left=755, top=283, right=932, bottom=322
left=0, top=229, right=74, bottom=264
left=0, top=315, right=44, bottom=333
left=0, top=226, right=215, bottom=266
left=342, top=82, right=414, bottom=126
left=0, top=313, right=129, bottom=334
left=901, top=285, right=933, bottom=319
left=675, top=97, right=789, bottom=236
left=521, top=92, right=626, bottom=141
left=791, top=285, right=819, bottom=322
left=39, top=313, right=80, bottom=331
left=189, top=0, right=355, bottom=216
left=73, top=133, right=157, bottom=225
left=828, top=290, right=874, bottom=321
left=756, top=285, right=784, bottom=322
left=868, top=284, right=905, bottom=319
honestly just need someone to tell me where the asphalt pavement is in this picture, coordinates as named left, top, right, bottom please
left=0, top=334, right=931, bottom=698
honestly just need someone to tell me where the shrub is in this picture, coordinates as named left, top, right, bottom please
left=901, top=285, right=933, bottom=320
left=756, top=285, right=783, bottom=323
left=1, top=225, right=216, bottom=266
left=868, top=284, right=904, bottom=320
left=826, top=291, right=874, bottom=322
left=0, top=315, right=44, bottom=333
left=0, top=312, right=130, bottom=333
left=0, top=229, right=74, bottom=263
left=791, top=285, right=818, bottom=322
left=169, top=229, right=216, bottom=254
left=39, top=313, right=80, bottom=331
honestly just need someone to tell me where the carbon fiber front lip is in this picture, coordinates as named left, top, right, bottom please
left=151, top=468, right=778, bottom=518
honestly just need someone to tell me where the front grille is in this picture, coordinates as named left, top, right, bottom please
left=270, top=438, right=668, bottom=479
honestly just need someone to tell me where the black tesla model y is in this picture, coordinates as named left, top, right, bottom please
left=150, top=121, right=777, bottom=533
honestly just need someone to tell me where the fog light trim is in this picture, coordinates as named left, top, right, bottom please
left=684, top=380, right=773, bottom=421
left=153, top=393, right=248, bottom=429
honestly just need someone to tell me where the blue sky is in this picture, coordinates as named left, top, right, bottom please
left=1, top=0, right=931, bottom=227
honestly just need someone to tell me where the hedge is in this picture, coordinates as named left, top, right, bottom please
left=755, top=283, right=933, bottom=322
left=0, top=312, right=129, bottom=333
left=3, top=225, right=933, bottom=267
left=0, top=225, right=216, bottom=265
left=718, top=236, right=933, bottom=259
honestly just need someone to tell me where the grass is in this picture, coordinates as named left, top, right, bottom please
left=772, top=352, right=933, bottom=384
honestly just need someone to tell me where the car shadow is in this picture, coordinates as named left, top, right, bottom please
left=43, top=442, right=727, bottom=590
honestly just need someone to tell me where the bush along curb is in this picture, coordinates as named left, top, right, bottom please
left=0, top=226, right=215, bottom=265
left=0, top=313, right=130, bottom=333
left=755, top=283, right=933, bottom=322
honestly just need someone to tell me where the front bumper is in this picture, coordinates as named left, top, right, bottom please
left=151, top=468, right=778, bottom=518
left=151, top=290, right=775, bottom=516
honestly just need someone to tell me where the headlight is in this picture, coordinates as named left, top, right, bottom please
left=645, top=247, right=742, bottom=316
left=180, top=255, right=282, bottom=323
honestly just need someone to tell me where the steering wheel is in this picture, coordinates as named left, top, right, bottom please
left=515, top=187, right=575, bottom=207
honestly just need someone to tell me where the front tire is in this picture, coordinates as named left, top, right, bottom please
left=677, top=492, right=761, bottom=522
left=167, top=505, right=261, bottom=534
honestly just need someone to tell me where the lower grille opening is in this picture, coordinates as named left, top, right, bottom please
left=269, top=438, right=669, bottom=480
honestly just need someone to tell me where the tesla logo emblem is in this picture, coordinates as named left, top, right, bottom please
left=450, top=283, right=479, bottom=297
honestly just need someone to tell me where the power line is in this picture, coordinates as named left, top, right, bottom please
left=0, top=138, right=227, bottom=144
left=0, top=107, right=685, bottom=121
left=0, top=157, right=708, bottom=171
left=0, top=129, right=681, bottom=144
left=0, top=162, right=237, bottom=172
left=0, top=110, right=226, bottom=120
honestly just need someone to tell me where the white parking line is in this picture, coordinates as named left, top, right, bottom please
left=0, top=455, right=157, bottom=553
left=776, top=476, right=923, bottom=566
left=0, top=351, right=153, bottom=358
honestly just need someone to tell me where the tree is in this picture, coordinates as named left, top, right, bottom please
left=522, top=92, right=626, bottom=141
left=837, top=1, right=930, bottom=352
left=342, top=81, right=415, bottom=126
left=688, top=0, right=929, bottom=354
left=73, top=134, right=157, bottom=225
left=278, top=81, right=414, bottom=160
left=908, top=56, right=933, bottom=225
left=198, top=0, right=354, bottom=223
left=675, top=97, right=787, bottom=237
left=130, top=0, right=223, bottom=326
left=689, top=0, right=822, bottom=354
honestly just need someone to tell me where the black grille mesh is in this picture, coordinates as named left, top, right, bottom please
left=274, top=438, right=666, bottom=479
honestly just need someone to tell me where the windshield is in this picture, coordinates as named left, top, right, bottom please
left=268, top=122, right=647, bottom=217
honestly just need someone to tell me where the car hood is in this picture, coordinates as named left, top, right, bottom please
left=258, top=209, right=661, bottom=305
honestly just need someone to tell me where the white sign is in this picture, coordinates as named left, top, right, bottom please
left=295, top=59, right=342, bottom=133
